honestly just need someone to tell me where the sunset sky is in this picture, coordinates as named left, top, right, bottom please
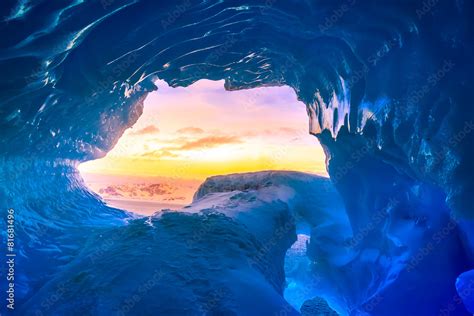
left=79, top=79, right=327, bottom=180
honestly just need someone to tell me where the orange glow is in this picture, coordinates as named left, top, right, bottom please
left=79, top=80, right=327, bottom=180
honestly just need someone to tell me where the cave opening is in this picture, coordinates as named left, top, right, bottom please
left=76, top=78, right=335, bottom=312
left=78, top=79, right=328, bottom=214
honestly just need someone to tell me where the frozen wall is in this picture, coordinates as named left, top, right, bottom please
left=0, top=0, right=473, bottom=314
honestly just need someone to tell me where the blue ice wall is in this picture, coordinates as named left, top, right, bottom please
left=0, top=1, right=473, bottom=315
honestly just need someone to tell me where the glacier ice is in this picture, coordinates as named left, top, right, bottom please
left=19, top=171, right=346, bottom=315
left=0, top=0, right=473, bottom=315
left=456, top=269, right=474, bottom=314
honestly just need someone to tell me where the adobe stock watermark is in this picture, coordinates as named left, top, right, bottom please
left=439, top=278, right=474, bottom=316
left=161, top=0, right=192, bottom=30
left=344, top=198, right=399, bottom=249
left=5, top=208, right=16, bottom=310
left=407, top=59, right=455, bottom=108
left=416, top=0, right=441, bottom=19
left=100, top=0, right=115, bottom=10
left=117, top=269, right=164, bottom=315
left=406, top=218, right=458, bottom=272
left=318, top=0, right=357, bottom=33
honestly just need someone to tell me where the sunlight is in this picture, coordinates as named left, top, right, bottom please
left=78, top=79, right=327, bottom=212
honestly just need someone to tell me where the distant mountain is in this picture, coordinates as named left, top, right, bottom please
left=80, top=173, right=201, bottom=203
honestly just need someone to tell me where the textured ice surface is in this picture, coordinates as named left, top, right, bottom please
left=1, top=0, right=473, bottom=314
left=19, top=171, right=345, bottom=315
left=456, top=269, right=474, bottom=314
left=300, top=297, right=339, bottom=316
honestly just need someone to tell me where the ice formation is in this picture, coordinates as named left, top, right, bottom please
left=17, top=171, right=347, bottom=315
left=0, top=0, right=473, bottom=315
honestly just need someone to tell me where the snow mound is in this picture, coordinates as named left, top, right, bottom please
left=21, top=171, right=348, bottom=315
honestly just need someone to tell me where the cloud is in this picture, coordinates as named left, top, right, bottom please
left=278, top=127, right=300, bottom=134
left=130, top=125, right=160, bottom=136
left=141, top=149, right=178, bottom=159
left=179, top=135, right=242, bottom=150
left=176, top=127, right=205, bottom=134
left=140, top=135, right=242, bottom=159
left=243, top=127, right=303, bottom=137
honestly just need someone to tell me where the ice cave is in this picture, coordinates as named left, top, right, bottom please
left=0, top=1, right=474, bottom=315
